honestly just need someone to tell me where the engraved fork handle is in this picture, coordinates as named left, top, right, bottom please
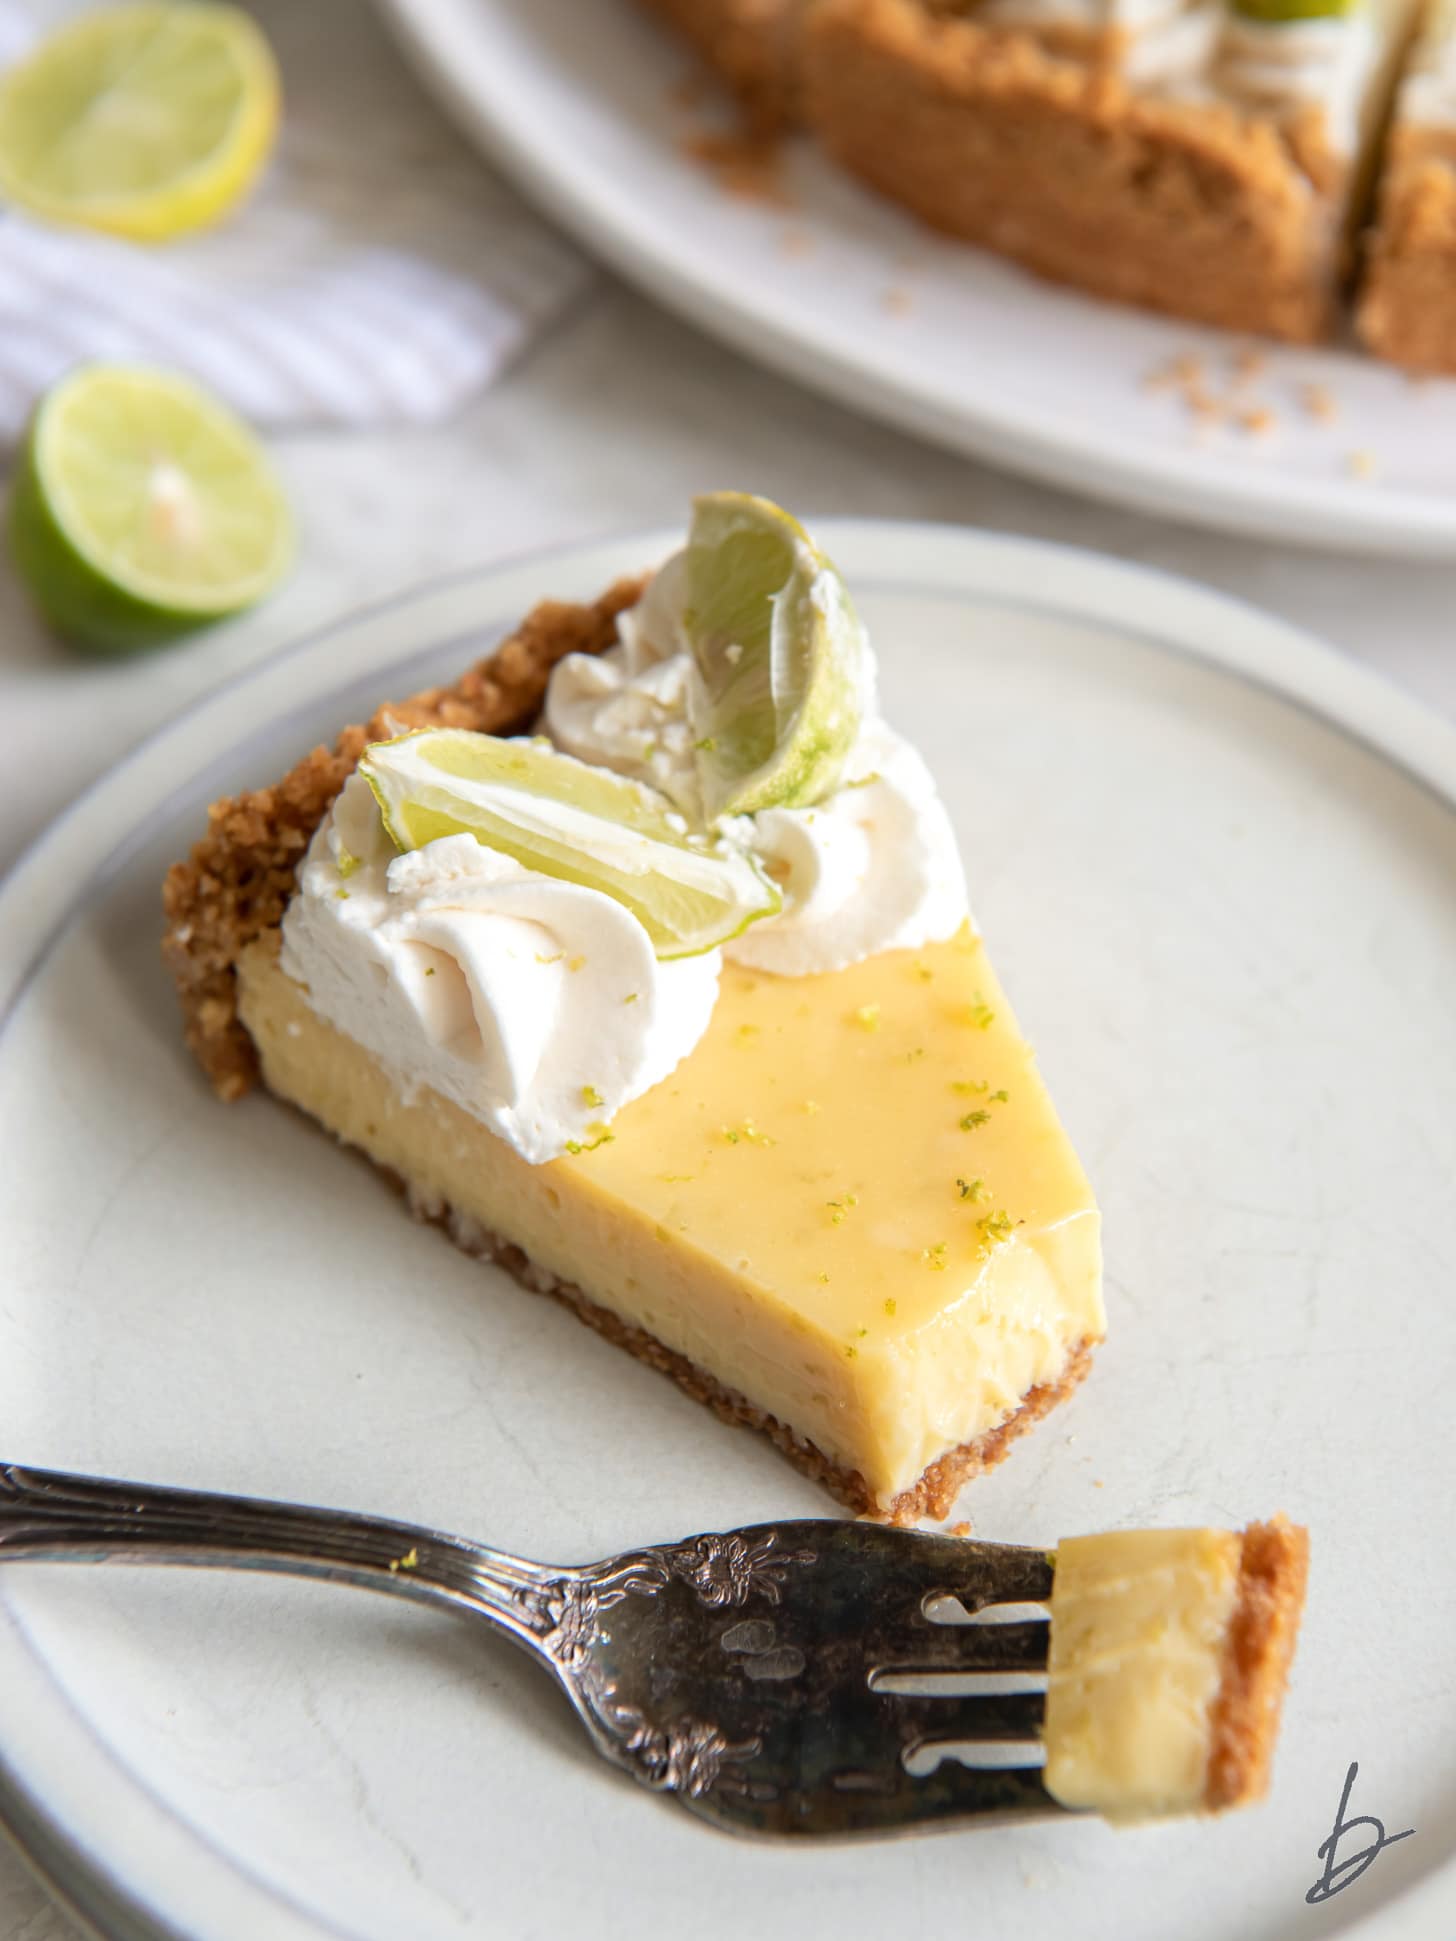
left=0, top=1463, right=564, bottom=1659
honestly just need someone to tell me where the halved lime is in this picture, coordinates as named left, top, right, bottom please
left=0, top=3, right=280, bottom=243
left=8, top=364, right=293, bottom=654
left=360, top=729, right=782, bottom=959
left=682, top=490, right=865, bottom=820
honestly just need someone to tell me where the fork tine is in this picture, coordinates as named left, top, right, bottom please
left=863, top=1616, right=1049, bottom=1674
left=875, top=1689, right=1047, bottom=1747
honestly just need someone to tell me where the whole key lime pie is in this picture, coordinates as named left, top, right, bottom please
left=163, top=495, right=1104, bottom=1520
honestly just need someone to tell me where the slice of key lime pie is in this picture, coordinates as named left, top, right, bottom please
left=1043, top=1517, right=1309, bottom=1818
left=164, top=495, right=1104, bottom=1520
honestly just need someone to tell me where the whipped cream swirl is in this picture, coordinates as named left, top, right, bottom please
left=546, top=551, right=705, bottom=818
left=283, top=550, right=970, bottom=1163
left=545, top=552, right=967, bottom=977
left=724, top=723, right=968, bottom=975
left=281, top=775, right=721, bottom=1166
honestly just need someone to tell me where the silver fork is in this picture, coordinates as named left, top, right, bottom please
left=0, top=1463, right=1071, bottom=1838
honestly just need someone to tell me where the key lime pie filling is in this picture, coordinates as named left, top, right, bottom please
left=165, top=495, right=1103, bottom=1519
left=1043, top=1517, right=1310, bottom=1816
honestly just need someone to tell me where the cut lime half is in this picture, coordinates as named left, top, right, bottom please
left=0, top=2, right=280, bottom=242
left=683, top=490, right=866, bottom=820
left=8, top=364, right=293, bottom=653
left=360, top=729, right=782, bottom=959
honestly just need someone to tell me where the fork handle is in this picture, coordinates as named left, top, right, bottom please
left=0, top=1462, right=563, bottom=1654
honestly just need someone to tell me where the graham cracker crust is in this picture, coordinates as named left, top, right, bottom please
left=639, top=0, right=813, bottom=129
left=1206, top=1516, right=1310, bottom=1808
left=403, top=1175, right=1095, bottom=1524
left=161, top=577, right=643, bottom=1101
left=803, top=0, right=1347, bottom=343
left=1359, top=139, right=1456, bottom=372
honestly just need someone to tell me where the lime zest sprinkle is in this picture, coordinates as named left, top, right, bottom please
left=966, top=993, right=996, bottom=1030
left=960, top=1110, right=991, bottom=1131
left=424, top=966, right=435, bottom=977
left=852, top=1003, right=881, bottom=1032
left=334, top=888, right=350, bottom=899
left=990, top=1089, right=1009, bottom=1104
left=957, top=1176, right=988, bottom=1202
left=660, top=1172, right=695, bottom=1183
left=336, top=849, right=361, bottom=880
left=816, top=1272, right=831, bottom=1284
left=952, top=1079, right=989, bottom=1096
left=978, top=1210, right=1017, bottom=1248
left=922, top=1242, right=948, bottom=1271
left=565, top=1126, right=615, bottom=1155
left=536, top=951, right=564, bottom=966
left=387, top=1547, right=420, bottom=1574
left=884, top=1297, right=897, bottom=1316
left=623, top=992, right=640, bottom=1004
left=825, top=1193, right=860, bottom=1226
left=694, top=736, right=718, bottom=753
left=566, top=954, right=586, bottom=973
left=844, top=1344, right=858, bottom=1359
left=722, top=1120, right=776, bottom=1147
left=803, top=1098, right=822, bottom=1115
left=581, top=1085, right=604, bottom=1108
left=913, top=961, right=934, bottom=981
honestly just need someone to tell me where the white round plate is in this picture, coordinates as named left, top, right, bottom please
left=379, top=0, right=1456, bottom=558
left=2, top=525, right=1454, bottom=1941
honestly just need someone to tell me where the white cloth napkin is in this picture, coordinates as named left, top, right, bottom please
left=0, top=1, right=593, bottom=443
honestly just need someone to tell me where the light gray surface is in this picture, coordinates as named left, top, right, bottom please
left=2, top=4, right=1455, bottom=1937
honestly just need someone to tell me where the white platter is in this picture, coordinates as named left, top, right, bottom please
left=1, top=524, right=1454, bottom=1941
left=380, top=0, right=1456, bottom=558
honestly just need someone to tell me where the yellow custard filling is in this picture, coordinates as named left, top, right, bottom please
left=239, top=922, right=1102, bottom=1509
left=1043, top=1528, right=1242, bottom=1819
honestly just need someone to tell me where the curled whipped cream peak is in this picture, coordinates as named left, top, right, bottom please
left=723, top=725, right=970, bottom=977
left=281, top=775, right=721, bottom=1165
left=547, top=551, right=704, bottom=819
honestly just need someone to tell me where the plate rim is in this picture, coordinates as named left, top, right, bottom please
left=2, top=518, right=1455, bottom=1941
left=376, top=0, right=1456, bottom=560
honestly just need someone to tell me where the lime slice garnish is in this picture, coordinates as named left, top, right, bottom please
left=683, top=490, right=865, bottom=820
left=0, top=2, right=280, bottom=242
left=359, top=729, right=782, bottom=960
left=7, top=363, right=293, bottom=654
